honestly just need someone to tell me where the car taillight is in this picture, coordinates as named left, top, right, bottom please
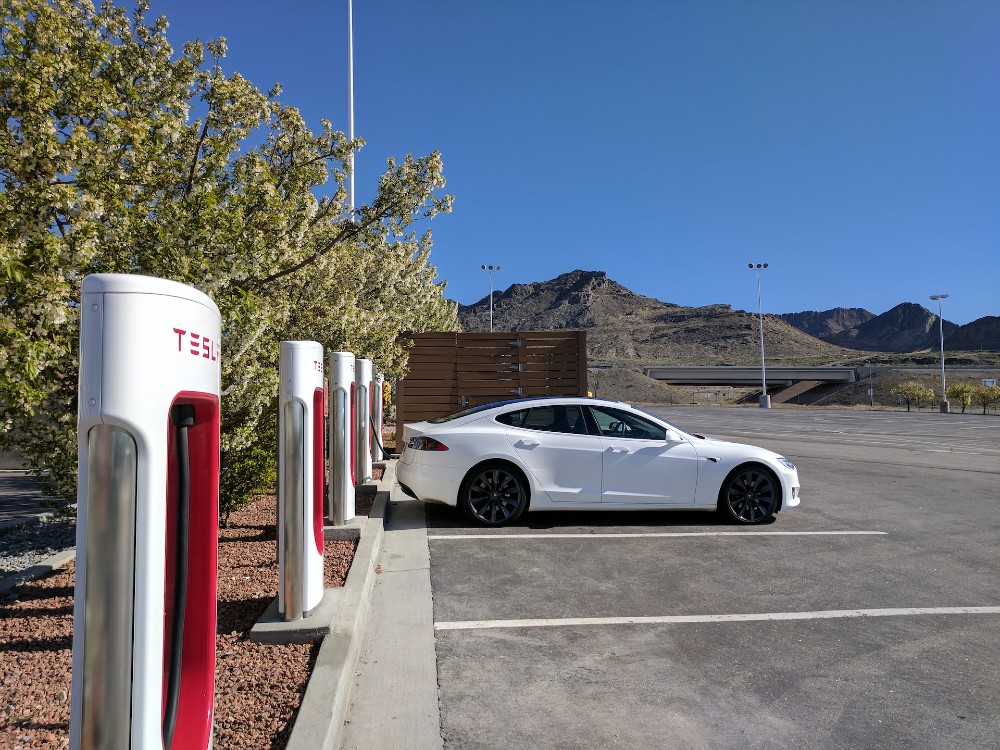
left=408, top=436, right=449, bottom=451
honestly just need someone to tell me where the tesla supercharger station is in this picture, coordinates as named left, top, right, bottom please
left=372, top=369, right=385, bottom=462
left=277, top=341, right=325, bottom=621
left=70, top=274, right=220, bottom=750
left=355, top=358, right=373, bottom=484
left=328, top=352, right=356, bottom=525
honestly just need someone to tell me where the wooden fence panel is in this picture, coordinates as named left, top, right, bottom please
left=395, top=330, right=587, bottom=449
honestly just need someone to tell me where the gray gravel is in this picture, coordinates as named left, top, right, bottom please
left=0, top=515, right=77, bottom=577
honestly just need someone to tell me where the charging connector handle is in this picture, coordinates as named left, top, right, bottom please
left=163, top=404, right=195, bottom=749
left=369, top=412, right=386, bottom=461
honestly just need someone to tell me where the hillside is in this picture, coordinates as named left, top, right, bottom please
left=779, top=308, right=874, bottom=338
left=458, top=270, right=853, bottom=365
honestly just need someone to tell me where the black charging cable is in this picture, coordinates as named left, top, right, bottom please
left=369, top=412, right=386, bottom=460
left=163, top=403, right=195, bottom=750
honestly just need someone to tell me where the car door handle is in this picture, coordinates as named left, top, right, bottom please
left=608, top=446, right=630, bottom=454
left=516, top=439, right=539, bottom=448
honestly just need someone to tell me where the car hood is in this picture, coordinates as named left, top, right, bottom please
left=689, top=434, right=781, bottom=459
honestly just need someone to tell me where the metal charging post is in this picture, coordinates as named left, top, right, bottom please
left=372, top=369, right=385, bottom=461
left=328, top=352, right=356, bottom=524
left=71, top=274, right=221, bottom=750
left=355, top=358, right=373, bottom=484
left=277, top=341, right=325, bottom=621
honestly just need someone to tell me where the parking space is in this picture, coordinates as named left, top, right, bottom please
left=426, top=408, right=1000, bottom=748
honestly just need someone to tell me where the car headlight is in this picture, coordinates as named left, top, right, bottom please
left=777, top=457, right=795, bottom=471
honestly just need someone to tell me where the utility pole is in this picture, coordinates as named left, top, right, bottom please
left=481, top=265, right=500, bottom=332
left=930, top=294, right=949, bottom=413
left=749, top=263, right=770, bottom=408
left=347, top=0, right=355, bottom=215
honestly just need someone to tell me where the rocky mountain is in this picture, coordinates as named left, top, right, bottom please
left=458, top=270, right=851, bottom=365
left=949, top=316, right=1000, bottom=351
left=457, top=270, right=1000, bottom=361
left=780, top=304, right=1000, bottom=353
left=779, top=308, right=874, bottom=338
left=821, top=303, right=958, bottom=352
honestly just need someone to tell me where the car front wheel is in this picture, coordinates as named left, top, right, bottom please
left=720, top=466, right=778, bottom=524
left=460, top=463, right=528, bottom=526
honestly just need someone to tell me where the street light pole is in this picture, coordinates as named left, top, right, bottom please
left=481, top=264, right=500, bottom=332
left=930, top=294, right=949, bottom=413
left=347, top=0, right=355, bottom=215
left=749, top=263, right=770, bottom=408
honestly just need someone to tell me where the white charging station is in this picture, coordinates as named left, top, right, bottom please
left=71, top=274, right=220, bottom=750
left=328, top=351, right=356, bottom=524
left=372, top=369, right=385, bottom=462
left=355, top=358, right=373, bottom=485
left=278, top=341, right=325, bottom=621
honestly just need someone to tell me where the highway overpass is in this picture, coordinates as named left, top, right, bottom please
left=641, top=366, right=858, bottom=404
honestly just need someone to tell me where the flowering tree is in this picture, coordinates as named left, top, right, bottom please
left=0, top=0, right=458, bottom=514
left=972, top=385, right=999, bottom=415
left=946, top=382, right=975, bottom=414
left=889, top=381, right=934, bottom=412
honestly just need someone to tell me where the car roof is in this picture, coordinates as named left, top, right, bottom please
left=464, top=395, right=628, bottom=414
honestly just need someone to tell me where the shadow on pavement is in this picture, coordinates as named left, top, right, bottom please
left=425, top=503, right=777, bottom=531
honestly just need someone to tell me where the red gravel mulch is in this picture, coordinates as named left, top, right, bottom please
left=0, top=495, right=358, bottom=750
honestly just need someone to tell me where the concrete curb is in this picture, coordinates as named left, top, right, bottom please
left=286, top=465, right=394, bottom=750
left=0, top=509, right=55, bottom=534
left=0, top=547, right=76, bottom=597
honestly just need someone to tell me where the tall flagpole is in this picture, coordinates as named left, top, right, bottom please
left=347, top=0, right=355, bottom=215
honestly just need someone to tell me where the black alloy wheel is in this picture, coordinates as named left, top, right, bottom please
left=461, top=463, right=528, bottom=526
left=721, top=466, right=778, bottom=524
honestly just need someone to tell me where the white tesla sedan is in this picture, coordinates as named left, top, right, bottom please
left=396, top=397, right=800, bottom=526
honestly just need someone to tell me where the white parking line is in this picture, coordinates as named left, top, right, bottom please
left=427, top=530, right=887, bottom=541
left=435, top=606, right=1000, bottom=631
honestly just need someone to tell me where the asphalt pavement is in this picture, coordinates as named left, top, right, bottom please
left=0, top=471, right=50, bottom=531
left=424, top=407, right=1000, bottom=749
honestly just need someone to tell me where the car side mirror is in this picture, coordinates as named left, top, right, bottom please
left=664, top=429, right=683, bottom=443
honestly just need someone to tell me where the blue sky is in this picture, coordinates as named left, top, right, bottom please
left=162, top=0, right=998, bottom=325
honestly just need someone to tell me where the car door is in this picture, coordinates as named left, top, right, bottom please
left=588, top=405, right=699, bottom=505
left=500, top=405, right=603, bottom=504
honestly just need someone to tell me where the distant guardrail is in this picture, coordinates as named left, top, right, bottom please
left=642, top=366, right=857, bottom=387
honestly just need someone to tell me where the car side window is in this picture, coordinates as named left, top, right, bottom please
left=497, top=405, right=592, bottom=435
left=522, top=406, right=559, bottom=432
left=495, top=408, right=529, bottom=427
left=561, top=405, right=590, bottom=435
left=587, top=406, right=667, bottom=441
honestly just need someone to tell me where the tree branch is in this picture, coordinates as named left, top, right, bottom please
left=241, top=201, right=399, bottom=290
left=184, top=116, right=211, bottom=198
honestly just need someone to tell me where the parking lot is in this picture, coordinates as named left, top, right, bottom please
left=424, top=407, right=1000, bottom=749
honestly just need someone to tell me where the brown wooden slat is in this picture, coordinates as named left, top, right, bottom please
left=407, top=347, right=460, bottom=357
left=451, top=366, right=518, bottom=373
left=402, top=390, right=460, bottom=398
left=512, top=364, right=581, bottom=375
left=398, top=330, right=586, bottom=430
left=452, top=358, right=521, bottom=365
left=456, top=389, right=526, bottom=397
left=406, top=367, right=459, bottom=374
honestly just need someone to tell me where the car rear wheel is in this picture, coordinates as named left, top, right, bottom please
left=460, top=463, right=528, bottom=526
left=720, top=465, right=778, bottom=524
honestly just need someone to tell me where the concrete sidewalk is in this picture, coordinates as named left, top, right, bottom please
left=339, top=467, right=443, bottom=749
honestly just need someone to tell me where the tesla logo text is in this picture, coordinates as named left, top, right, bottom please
left=314, top=360, right=323, bottom=372
left=173, top=328, right=219, bottom=362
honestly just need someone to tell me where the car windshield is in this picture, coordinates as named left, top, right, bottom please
left=632, top=406, right=701, bottom=440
